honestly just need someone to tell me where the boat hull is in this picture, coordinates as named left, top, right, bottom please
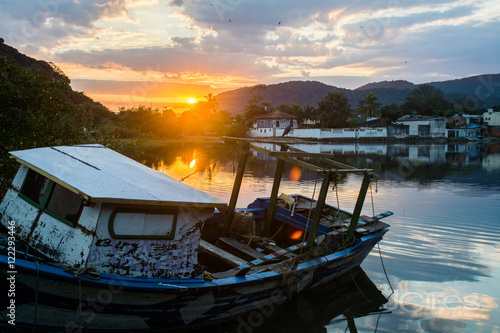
left=0, top=230, right=386, bottom=331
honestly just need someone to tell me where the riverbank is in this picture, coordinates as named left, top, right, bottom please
left=122, top=135, right=500, bottom=148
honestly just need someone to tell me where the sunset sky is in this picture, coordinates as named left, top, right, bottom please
left=1, top=0, right=499, bottom=111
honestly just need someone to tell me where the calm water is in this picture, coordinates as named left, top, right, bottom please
left=144, top=140, right=500, bottom=333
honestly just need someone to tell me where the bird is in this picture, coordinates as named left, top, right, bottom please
left=229, top=19, right=232, bottom=22
left=282, top=123, right=293, bottom=137
left=278, top=21, right=281, bottom=25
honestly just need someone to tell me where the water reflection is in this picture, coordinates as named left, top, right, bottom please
left=197, top=267, right=388, bottom=333
left=144, top=141, right=500, bottom=332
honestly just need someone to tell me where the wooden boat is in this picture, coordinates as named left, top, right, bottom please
left=0, top=141, right=391, bottom=331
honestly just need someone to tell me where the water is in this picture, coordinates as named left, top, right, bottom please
left=144, top=140, right=500, bottom=333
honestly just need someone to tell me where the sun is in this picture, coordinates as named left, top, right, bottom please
left=187, top=98, right=197, bottom=104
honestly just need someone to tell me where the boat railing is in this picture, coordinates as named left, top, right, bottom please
left=221, top=137, right=378, bottom=245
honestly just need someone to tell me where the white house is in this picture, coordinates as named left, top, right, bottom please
left=483, top=109, right=500, bottom=126
left=389, top=115, right=447, bottom=138
left=251, top=111, right=299, bottom=137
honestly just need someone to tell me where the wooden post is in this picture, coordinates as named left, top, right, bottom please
left=307, top=171, right=332, bottom=246
left=347, top=172, right=371, bottom=242
left=223, top=142, right=250, bottom=236
left=263, top=144, right=288, bottom=237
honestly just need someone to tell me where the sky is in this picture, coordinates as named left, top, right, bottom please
left=0, top=0, right=499, bottom=111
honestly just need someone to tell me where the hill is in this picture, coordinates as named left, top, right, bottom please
left=0, top=39, right=112, bottom=115
left=217, top=75, right=500, bottom=114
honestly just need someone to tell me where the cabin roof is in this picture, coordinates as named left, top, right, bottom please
left=10, top=144, right=227, bottom=208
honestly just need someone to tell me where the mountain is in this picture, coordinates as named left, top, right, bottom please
left=217, top=75, right=500, bottom=114
left=0, top=39, right=69, bottom=84
left=0, top=40, right=113, bottom=116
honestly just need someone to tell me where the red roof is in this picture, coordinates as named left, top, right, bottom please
left=256, top=111, right=298, bottom=119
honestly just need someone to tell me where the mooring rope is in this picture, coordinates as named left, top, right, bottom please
left=299, top=172, right=320, bottom=255
left=32, top=261, right=40, bottom=333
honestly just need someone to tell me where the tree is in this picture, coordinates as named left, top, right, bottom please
left=401, top=84, right=454, bottom=116
left=380, top=103, right=401, bottom=124
left=202, top=93, right=219, bottom=113
left=317, top=91, right=351, bottom=128
left=243, top=95, right=273, bottom=126
left=357, top=93, right=381, bottom=120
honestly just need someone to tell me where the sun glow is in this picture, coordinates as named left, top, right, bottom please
left=187, top=97, right=197, bottom=104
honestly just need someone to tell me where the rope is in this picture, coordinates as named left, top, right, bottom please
left=33, top=261, right=39, bottom=333
left=79, top=276, right=83, bottom=330
left=299, top=172, right=320, bottom=255
left=378, top=242, right=394, bottom=297
left=179, top=149, right=235, bottom=182
left=338, top=175, right=373, bottom=303
left=369, top=175, right=394, bottom=298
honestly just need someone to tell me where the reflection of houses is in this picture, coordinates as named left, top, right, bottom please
left=388, top=115, right=447, bottom=138
left=250, top=111, right=299, bottom=137
left=483, top=109, right=500, bottom=137
left=387, top=144, right=447, bottom=165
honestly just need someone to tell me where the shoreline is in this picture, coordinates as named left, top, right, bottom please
left=126, top=135, right=500, bottom=148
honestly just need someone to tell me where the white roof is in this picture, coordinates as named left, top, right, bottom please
left=10, top=144, right=227, bottom=208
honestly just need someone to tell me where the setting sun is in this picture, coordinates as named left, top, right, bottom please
left=187, top=98, right=197, bottom=104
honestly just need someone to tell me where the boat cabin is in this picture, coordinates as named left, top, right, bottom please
left=0, top=144, right=227, bottom=278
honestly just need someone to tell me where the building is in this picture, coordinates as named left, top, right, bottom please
left=447, top=114, right=482, bottom=128
left=251, top=111, right=299, bottom=137
left=483, top=109, right=500, bottom=137
left=389, top=115, right=447, bottom=138
left=483, top=109, right=500, bottom=126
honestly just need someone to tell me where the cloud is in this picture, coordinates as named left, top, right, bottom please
left=1, top=0, right=498, bottom=98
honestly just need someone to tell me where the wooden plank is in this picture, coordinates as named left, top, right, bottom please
left=216, top=237, right=266, bottom=261
left=230, top=231, right=297, bottom=259
left=269, top=151, right=337, bottom=158
left=199, top=239, right=247, bottom=268
left=249, top=144, right=325, bottom=172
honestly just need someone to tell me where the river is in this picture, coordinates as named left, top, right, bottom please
left=143, top=140, right=500, bottom=333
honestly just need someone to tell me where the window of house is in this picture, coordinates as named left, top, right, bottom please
left=109, top=208, right=178, bottom=240
left=19, top=169, right=83, bottom=227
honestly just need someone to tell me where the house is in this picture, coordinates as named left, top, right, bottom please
left=447, top=114, right=482, bottom=128
left=483, top=109, right=500, bottom=126
left=388, top=115, right=447, bottom=138
left=483, top=109, right=500, bottom=137
left=250, top=111, right=299, bottom=137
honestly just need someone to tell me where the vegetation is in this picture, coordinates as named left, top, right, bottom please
left=0, top=55, right=141, bottom=199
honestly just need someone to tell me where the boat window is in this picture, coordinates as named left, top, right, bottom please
left=109, top=208, right=178, bottom=240
left=45, top=183, right=83, bottom=226
left=20, top=169, right=50, bottom=204
left=19, top=168, right=83, bottom=227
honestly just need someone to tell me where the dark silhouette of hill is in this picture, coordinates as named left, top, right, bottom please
left=217, top=75, right=500, bottom=114
left=0, top=39, right=112, bottom=116
left=356, top=80, right=416, bottom=91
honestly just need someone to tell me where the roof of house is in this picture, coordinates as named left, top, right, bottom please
left=10, top=144, right=227, bottom=208
left=255, top=111, right=298, bottom=120
left=396, top=115, right=446, bottom=122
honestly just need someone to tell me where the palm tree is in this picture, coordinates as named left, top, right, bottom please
left=203, top=93, right=219, bottom=113
left=358, top=93, right=381, bottom=120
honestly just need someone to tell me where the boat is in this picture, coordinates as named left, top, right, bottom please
left=0, top=140, right=391, bottom=331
